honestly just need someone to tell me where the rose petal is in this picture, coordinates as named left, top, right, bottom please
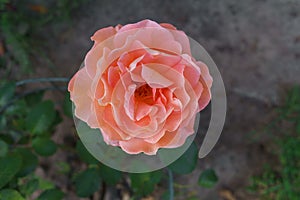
left=141, top=64, right=173, bottom=88
left=69, top=68, right=98, bottom=128
left=91, top=26, right=117, bottom=46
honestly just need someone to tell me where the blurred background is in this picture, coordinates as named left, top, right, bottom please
left=0, top=0, right=300, bottom=199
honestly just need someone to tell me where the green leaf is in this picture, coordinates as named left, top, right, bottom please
left=168, top=142, right=198, bottom=174
left=32, top=137, right=57, bottom=157
left=15, top=148, right=38, bottom=177
left=198, top=169, right=218, bottom=188
left=0, top=189, right=25, bottom=200
left=63, top=92, right=73, bottom=118
left=296, top=122, right=300, bottom=135
left=76, top=140, right=98, bottom=165
left=0, top=135, right=13, bottom=145
left=0, top=140, right=8, bottom=157
left=36, top=188, right=64, bottom=200
left=24, top=91, right=44, bottom=107
left=0, top=154, right=22, bottom=189
left=19, top=178, right=39, bottom=197
left=74, top=168, right=101, bottom=197
left=0, top=115, right=7, bottom=130
left=0, top=82, right=15, bottom=107
left=25, top=101, right=56, bottom=135
left=161, top=191, right=170, bottom=200
left=37, top=177, right=55, bottom=191
left=56, top=162, right=70, bottom=174
left=6, top=99, right=27, bottom=117
left=130, top=170, right=162, bottom=196
left=98, top=164, right=122, bottom=185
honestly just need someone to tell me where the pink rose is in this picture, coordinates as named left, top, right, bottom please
left=68, top=19, right=212, bottom=155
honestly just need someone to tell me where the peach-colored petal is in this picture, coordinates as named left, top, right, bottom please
left=107, top=66, right=120, bottom=87
left=197, top=61, right=213, bottom=88
left=69, top=68, right=98, bottom=128
left=160, top=23, right=177, bottom=30
left=94, top=102, right=129, bottom=141
left=141, top=64, right=173, bottom=88
left=91, top=26, right=117, bottom=46
left=118, top=19, right=161, bottom=32
left=164, top=111, right=182, bottom=132
left=135, top=101, right=152, bottom=121
left=198, top=76, right=212, bottom=111
left=119, top=138, right=158, bottom=155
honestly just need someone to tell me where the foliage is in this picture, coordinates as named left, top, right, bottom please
left=168, top=142, right=198, bottom=174
left=249, top=86, right=300, bottom=200
left=198, top=169, right=218, bottom=188
left=73, top=167, right=101, bottom=197
left=0, top=0, right=88, bottom=73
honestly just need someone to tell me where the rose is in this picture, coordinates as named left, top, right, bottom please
left=68, top=19, right=212, bottom=155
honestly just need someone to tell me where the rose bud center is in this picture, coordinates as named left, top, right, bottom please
left=134, top=84, right=154, bottom=104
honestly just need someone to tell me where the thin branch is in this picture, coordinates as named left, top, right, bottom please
left=167, top=168, right=174, bottom=200
left=16, top=77, right=70, bottom=86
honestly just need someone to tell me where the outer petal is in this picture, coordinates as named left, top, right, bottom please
left=68, top=68, right=98, bottom=128
left=118, top=19, right=161, bottom=32
left=91, top=26, right=117, bottom=46
left=197, top=61, right=213, bottom=110
left=119, top=138, right=159, bottom=155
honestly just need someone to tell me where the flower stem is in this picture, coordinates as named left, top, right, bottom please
left=167, top=168, right=174, bottom=200
left=16, top=77, right=70, bottom=86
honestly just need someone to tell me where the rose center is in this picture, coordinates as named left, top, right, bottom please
left=134, top=84, right=153, bottom=104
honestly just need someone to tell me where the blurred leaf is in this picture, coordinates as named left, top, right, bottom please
left=63, top=92, right=73, bottom=118
left=74, top=168, right=101, bottom=197
left=1, top=21, right=31, bottom=72
left=37, top=177, right=55, bottom=190
left=98, top=164, right=122, bottom=185
left=198, top=169, right=218, bottom=188
left=6, top=99, right=27, bottom=117
left=36, top=188, right=64, bottom=200
left=24, top=91, right=44, bottom=107
left=52, top=111, right=62, bottom=128
left=161, top=191, right=170, bottom=200
left=130, top=170, right=162, bottom=196
left=56, top=162, right=70, bottom=174
left=0, top=154, right=22, bottom=189
left=296, top=122, right=300, bottom=135
left=0, top=134, right=13, bottom=145
left=0, top=0, right=9, bottom=10
left=17, top=135, right=30, bottom=145
left=76, top=140, right=98, bottom=165
left=0, top=189, right=25, bottom=200
left=15, top=148, right=38, bottom=177
left=168, top=142, right=198, bottom=174
left=0, top=140, right=8, bottom=157
left=19, top=178, right=39, bottom=197
left=0, top=82, right=15, bottom=107
left=32, top=137, right=57, bottom=157
left=0, top=115, right=7, bottom=130
left=25, top=100, right=56, bottom=135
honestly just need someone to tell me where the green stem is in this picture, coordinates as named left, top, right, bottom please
left=167, top=168, right=174, bottom=200
left=16, top=77, right=70, bottom=86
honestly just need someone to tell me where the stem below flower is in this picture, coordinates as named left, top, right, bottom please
left=167, top=168, right=174, bottom=200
